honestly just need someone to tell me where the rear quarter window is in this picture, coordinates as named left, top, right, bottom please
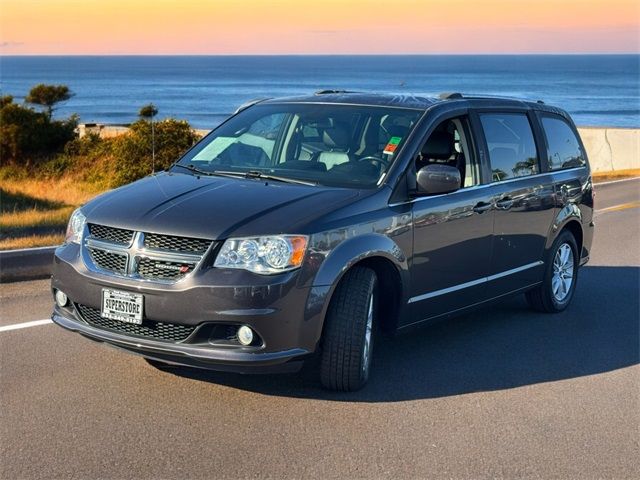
left=541, top=116, right=586, bottom=170
left=479, top=113, right=539, bottom=182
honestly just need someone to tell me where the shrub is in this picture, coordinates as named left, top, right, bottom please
left=0, top=97, right=77, bottom=166
left=109, top=119, right=199, bottom=186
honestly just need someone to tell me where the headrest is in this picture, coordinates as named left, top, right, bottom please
left=421, top=131, right=454, bottom=159
left=322, top=122, right=350, bottom=150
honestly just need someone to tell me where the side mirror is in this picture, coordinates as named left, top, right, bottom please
left=416, top=164, right=461, bottom=195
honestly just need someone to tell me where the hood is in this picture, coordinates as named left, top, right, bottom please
left=83, top=172, right=362, bottom=239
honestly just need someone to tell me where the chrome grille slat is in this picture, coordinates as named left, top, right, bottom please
left=144, top=233, right=210, bottom=254
left=82, top=224, right=214, bottom=283
left=88, top=248, right=127, bottom=274
left=88, top=224, right=134, bottom=245
left=76, top=304, right=195, bottom=342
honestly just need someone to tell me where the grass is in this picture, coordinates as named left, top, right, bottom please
left=0, top=233, right=65, bottom=250
left=0, top=176, right=104, bottom=250
left=592, top=169, right=640, bottom=183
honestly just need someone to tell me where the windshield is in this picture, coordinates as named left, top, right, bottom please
left=175, top=103, right=422, bottom=188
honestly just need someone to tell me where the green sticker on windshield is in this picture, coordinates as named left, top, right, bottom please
left=389, top=136, right=402, bottom=145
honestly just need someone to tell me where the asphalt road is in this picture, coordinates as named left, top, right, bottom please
left=1, top=179, right=639, bottom=479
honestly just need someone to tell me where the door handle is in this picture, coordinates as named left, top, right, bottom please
left=473, top=201, right=492, bottom=214
left=496, top=196, right=514, bottom=210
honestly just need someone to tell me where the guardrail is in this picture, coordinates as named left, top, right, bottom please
left=0, top=246, right=57, bottom=283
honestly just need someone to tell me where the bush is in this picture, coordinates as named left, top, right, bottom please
left=0, top=98, right=77, bottom=167
left=109, top=119, right=199, bottom=186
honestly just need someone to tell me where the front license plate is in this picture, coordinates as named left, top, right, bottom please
left=101, top=289, right=144, bottom=324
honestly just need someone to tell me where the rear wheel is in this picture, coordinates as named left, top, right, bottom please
left=526, top=230, right=579, bottom=313
left=320, top=266, right=377, bottom=391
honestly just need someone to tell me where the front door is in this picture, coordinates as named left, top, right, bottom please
left=406, top=115, right=495, bottom=325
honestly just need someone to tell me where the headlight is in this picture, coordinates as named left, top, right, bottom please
left=65, top=208, right=86, bottom=244
left=214, top=235, right=308, bottom=274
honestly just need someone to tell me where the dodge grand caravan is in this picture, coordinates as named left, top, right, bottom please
left=51, top=91, right=594, bottom=391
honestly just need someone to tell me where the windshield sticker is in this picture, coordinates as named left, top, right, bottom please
left=383, top=136, right=402, bottom=155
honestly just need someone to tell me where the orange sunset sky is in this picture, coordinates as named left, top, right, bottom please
left=1, top=0, right=638, bottom=55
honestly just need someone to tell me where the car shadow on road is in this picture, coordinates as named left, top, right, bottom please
left=167, top=265, right=639, bottom=402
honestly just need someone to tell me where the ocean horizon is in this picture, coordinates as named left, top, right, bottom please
left=1, top=54, right=638, bottom=128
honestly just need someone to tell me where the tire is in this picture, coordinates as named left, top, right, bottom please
left=526, top=230, right=579, bottom=313
left=320, top=266, right=377, bottom=391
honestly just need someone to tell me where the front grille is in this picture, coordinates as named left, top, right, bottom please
left=83, top=224, right=214, bottom=283
left=137, top=258, right=195, bottom=280
left=88, top=248, right=127, bottom=274
left=76, top=304, right=195, bottom=342
left=144, top=233, right=210, bottom=254
left=89, top=224, right=134, bottom=245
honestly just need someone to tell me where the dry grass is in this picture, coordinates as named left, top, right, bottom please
left=592, top=169, right=640, bottom=183
left=1, top=176, right=101, bottom=208
left=0, top=233, right=65, bottom=250
left=0, top=206, right=75, bottom=229
left=0, top=176, right=105, bottom=250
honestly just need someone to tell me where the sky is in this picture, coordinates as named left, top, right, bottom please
left=1, top=0, right=638, bottom=55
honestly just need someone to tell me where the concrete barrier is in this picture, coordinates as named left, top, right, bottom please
left=0, top=246, right=56, bottom=283
left=578, top=127, right=639, bottom=173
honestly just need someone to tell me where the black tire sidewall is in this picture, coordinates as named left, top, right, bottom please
left=320, top=266, right=378, bottom=391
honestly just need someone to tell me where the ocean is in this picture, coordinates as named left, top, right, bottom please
left=1, top=55, right=638, bottom=129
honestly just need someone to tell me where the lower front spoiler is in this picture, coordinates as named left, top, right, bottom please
left=52, top=311, right=309, bottom=374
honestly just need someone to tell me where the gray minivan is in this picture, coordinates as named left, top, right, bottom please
left=51, top=91, right=594, bottom=391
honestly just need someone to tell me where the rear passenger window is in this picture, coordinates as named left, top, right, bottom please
left=479, top=113, right=539, bottom=182
left=541, top=116, right=586, bottom=170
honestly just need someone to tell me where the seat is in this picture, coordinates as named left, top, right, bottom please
left=416, top=130, right=454, bottom=170
left=318, top=123, right=351, bottom=170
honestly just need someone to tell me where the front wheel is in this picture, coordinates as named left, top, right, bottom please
left=320, top=266, right=377, bottom=391
left=526, top=230, right=579, bottom=313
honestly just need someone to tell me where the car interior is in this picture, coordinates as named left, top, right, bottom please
left=415, top=118, right=477, bottom=188
left=194, top=107, right=422, bottom=186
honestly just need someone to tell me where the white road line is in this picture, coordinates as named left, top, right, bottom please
left=0, top=319, right=53, bottom=332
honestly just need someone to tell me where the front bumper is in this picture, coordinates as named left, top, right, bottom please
left=52, top=306, right=308, bottom=373
left=51, top=243, right=328, bottom=373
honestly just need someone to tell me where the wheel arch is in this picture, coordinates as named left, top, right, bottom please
left=310, top=233, right=410, bottom=337
left=547, top=214, right=584, bottom=257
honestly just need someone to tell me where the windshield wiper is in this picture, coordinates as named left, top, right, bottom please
left=173, top=163, right=212, bottom=176
left=212, top=170, right=317, bottom=186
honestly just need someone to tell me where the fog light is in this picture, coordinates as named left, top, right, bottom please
left=54, top=289, right=68, bottom=307
left=237, top=325, right=254, bottom=346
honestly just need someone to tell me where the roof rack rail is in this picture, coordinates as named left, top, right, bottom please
left=439, top=92, right=546, bottom=104
left=438, top=92, right=464, bottom=100
left=234, top=97, right=270, bottom=114
left=314, top=89, right=358, bottom=95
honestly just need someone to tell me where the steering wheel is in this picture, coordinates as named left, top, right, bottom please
left=357, top=156, right=388, bottom=170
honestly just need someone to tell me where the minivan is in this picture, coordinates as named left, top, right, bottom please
left=51, top=91, right=594, bottom=391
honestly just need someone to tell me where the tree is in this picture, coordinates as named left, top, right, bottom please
left=138, top=103, right=159, bottom=172
left=0, top=100, right=77, bottom=166
left=25, top=84, right=74, bottom=118
left=138, top=104, right=158, bottom=119
left=0, top=95, right=13, bottom=108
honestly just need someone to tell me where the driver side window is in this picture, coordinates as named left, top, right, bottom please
left=415, top=117, right=479, bottom=188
